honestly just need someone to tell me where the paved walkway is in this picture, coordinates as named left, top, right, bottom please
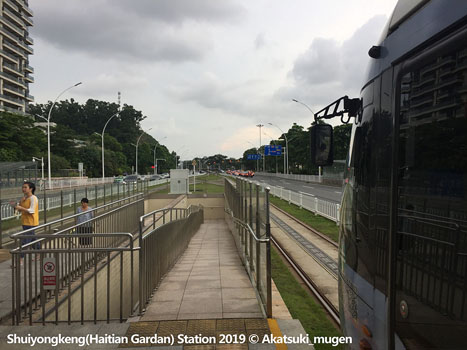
left=141, top=219, right=263, bottom=320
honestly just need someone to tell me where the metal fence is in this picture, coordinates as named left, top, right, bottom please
left=255, top=172, right=323, bottom=183
left=10, top=193, right=144, bottom=324
left=1, top=179, right=167, bottom=222
left=138, top=205, right=204, bottom=314
left=224, top=178, right=272, bottom=317
left=267, top=185, right=340, bottom=224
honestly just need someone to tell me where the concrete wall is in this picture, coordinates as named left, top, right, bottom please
left=187, top=194, right=224, bottom=219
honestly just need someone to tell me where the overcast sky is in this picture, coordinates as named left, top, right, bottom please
left=29, top=0, right=398, bottom=160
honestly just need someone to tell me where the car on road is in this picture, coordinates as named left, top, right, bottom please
left=123, top=175, right=138, bottom=183
left=114, top=175, right=125, bottom=184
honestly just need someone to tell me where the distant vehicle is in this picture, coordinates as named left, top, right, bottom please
left=123, top=175, right=138, bottom=183
left=114, top=176, right=125, bottom=184
left=147, top=174, right=162, bottom=181
left=239, top=170, right=254, bottom=178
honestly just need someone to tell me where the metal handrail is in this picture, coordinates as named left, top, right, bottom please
left=225, top=208, right=269, bottom=243
left=10, top=192, right=143, bottom=240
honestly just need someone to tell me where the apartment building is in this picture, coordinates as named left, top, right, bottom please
left=0, top=0, right=33, bottom=114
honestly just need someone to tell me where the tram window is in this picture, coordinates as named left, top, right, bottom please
left=395, top=46, right=467, bottom=348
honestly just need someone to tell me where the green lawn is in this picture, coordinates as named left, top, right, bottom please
left=270, top=196, right=339, bottom=243
left=272, top=248, right=343, bottom=350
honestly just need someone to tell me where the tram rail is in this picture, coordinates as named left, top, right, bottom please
left=271, top=234, right=340, bottom=326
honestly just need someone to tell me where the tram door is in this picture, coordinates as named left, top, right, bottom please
left=393, top=39, right=467, bottom=349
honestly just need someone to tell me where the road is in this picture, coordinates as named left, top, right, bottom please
left=252, top=174, right=343, bottom=203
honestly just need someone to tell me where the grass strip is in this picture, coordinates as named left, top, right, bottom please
left=272, top=247, right=343, bottom=350
left=269, top=196, right=339, bottom=243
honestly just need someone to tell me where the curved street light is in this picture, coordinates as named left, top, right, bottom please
left=292, top=99, right=322, bottom=178
left=135, top=127, right=153, bottom=175
left=46, top=82, right=82, bottom=189
left=101, top=110, right=120, bottom=179
left=292, top=98, right=316, bottom=115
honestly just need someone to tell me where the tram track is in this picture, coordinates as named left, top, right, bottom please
left=271, top=234, right=340, bottom=326
left=269, top=203, right=340, bottom=327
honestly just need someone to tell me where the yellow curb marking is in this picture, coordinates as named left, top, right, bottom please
left=267, top=318, right=288, bottom=350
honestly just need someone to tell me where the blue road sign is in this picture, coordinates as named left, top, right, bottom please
left=247, top=154, right=261, bottom=160
left=264, top=145, right=282, bottom=156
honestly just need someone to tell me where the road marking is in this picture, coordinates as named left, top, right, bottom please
left=334, top=191, right=342, bottom=194
left=300, top=192, right=315, bottom=196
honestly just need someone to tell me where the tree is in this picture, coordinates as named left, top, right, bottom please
left=0, top=112, right=46, bottom=161
left=333, top=124, right=352, bottom=160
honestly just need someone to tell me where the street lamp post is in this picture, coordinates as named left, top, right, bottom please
left=268, top=122, right=289, bottom=174
left=46, top=82, right=82, bottom=189
left=32, top=157, right=44, bottom=189
left=101, top=111, right=119, bottom=179
left=292, top=99, right=320, bottom=177
left=256, top=124, right=263, bottom=172
left=135, top=128, right=153, bottom=175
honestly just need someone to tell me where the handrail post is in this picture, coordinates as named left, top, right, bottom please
left=255, top=183, right=260, bottom=291
left=138, top=215, right=144, bottom=315
left=265, top=187, right=272, bottom=318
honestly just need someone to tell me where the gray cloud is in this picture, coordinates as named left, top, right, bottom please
left=282, top=15, right=388, bottom=110
left=113, top=0, right=245, bottom=23
left=30, top=0, right=243, bottom=63
left=254, top=33, right=266, bottom=50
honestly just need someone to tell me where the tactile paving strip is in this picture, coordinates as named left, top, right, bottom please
left=216, top=319, right=246, bottom=332
left=186, top=319, right=217, bottom=337
left=245, top=318, right=269, bottom=330
left=271, top=212, right=338, bottom=278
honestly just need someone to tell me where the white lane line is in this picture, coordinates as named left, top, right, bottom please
left=299, top=192, right=315, bottom=196
left=303, top=185, right=314, bottom=189
left=334, top=191, right=342, bottom=194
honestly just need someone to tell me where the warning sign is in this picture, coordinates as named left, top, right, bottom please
left=42, top=257, right=56, bottom=290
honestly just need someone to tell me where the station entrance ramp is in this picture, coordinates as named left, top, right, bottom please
left=7, top=178, right=273, bottom=325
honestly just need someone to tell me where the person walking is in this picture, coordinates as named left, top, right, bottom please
left=11, top=181, right=40, bottom=262
left=76, top=198, right=93, bottom=245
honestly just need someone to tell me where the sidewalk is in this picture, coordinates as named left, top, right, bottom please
left=141, top=219, right=263, bottom=320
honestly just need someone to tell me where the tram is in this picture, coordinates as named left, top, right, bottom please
left=311, top=1, right=467, bottom=349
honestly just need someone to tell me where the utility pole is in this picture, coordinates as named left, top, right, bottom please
left=256, top=124, right=263, bottom=172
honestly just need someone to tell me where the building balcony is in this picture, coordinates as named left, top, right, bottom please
left=0, top=48, right=19, bottom=64
left=0, top=70, right=26, bottom=88
left=24, top=73, right=33, bottom=82
left=2, top=41, right=26, bottom=59
left=25, top=64, right=33, bottom=73
left=0, top=92, right=25, bottom=107
left=25, top=35, right=33, bottom=45
left=17, top=0, right=33, bottom=16
left=3, top=7, right=25, bottom=28
left=0, top=104, right=27, bottom=115
left=0, top=15, right=25, bottom=36
left=0, top=27, right=21, bottom=44
left=3, top=83, right=25, bottom=97
left=17, top=41, right=33, bottom=54
left=3, top=0, right=19, bottom=13
left=22, top=14, right=32, bottom=26
left=3, top=62, right=22, bottom=76
left=26, top=93, right=33, bottom=101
